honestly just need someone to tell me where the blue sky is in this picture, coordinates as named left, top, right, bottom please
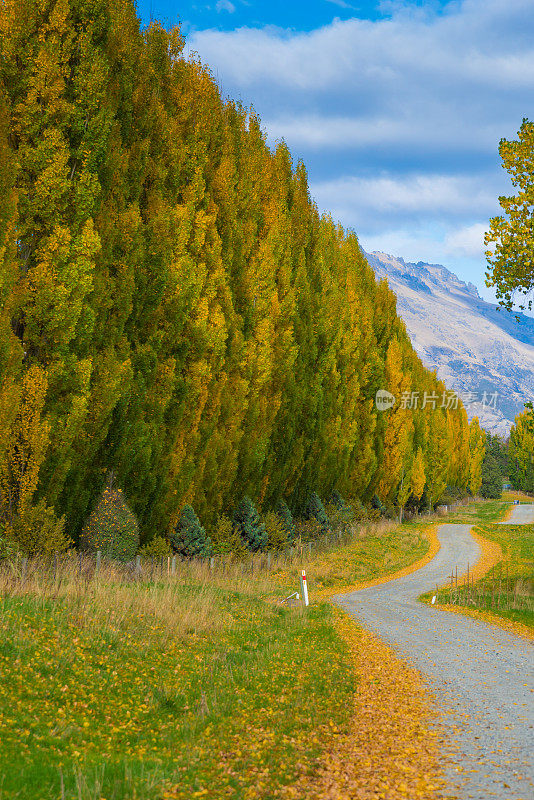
left=137, top=0, right=533, bottom=301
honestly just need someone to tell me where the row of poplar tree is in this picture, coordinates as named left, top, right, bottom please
left=508, top=406, right=534, bottom=494
left=0, top=0, right=485, bottom=555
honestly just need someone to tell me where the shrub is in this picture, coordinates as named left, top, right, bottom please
left=295, top=516, right=323, bottom=543
left=139, top=535, right=171, bottom=557
left=263, top=511, right=289, bottom=552
left=0, top=532, right=15, bottom=560
left=329, top=490, right=345, bottom=510
left=171, top=505, right=213, bottom=559
left=351, top=499, right=368, bottom=521
left=81, top=487, right=139, bottom=562
left=5, top=500, right=70, bottom=557
left=370, top=494, right=387, bottom=516
left=327, top=491, right=355, bottom=533
left=233, top=496, right=267, bottom=552
left=276, top=498, right=296, bottom=543
left=210, top=515, right=248, bottom=557
left=304, top=491, right=330, bottom=533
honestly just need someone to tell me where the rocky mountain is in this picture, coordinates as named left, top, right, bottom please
left=365, top=251, right=534, bottom=437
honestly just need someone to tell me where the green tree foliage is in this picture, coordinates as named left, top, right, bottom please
left=327, top=490, right=355, bottom=531
left=468, top=418, right=486, bottom=497
left=276, top=498, right=296, bottom=543
left=485, top=434, right=509, bottom=480
left=139, top=535, right=171, bottom=558
left=210, top=515, right=248, bottom=557
left=485, top=119, right=534, bottom=312
left=80, top=485, right=139, bottom=561
left=480, top=450, right=503, bottom=499
left=263, top=511, right=289, bottom=552
left=6, top=500, right=70, bottom=557
left=0, top=0, right=477, bottom=552
left=171, top=505, right=213, bottom=559
left=304, top=492, right=330, bottom=534
left=233, top=496, right=267, bottom=553
left=508, top=406, right=534, bottom=493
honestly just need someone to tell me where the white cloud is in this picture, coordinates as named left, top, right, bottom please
left=216, top=0, right=235, bottom=13
left=325, top=0, right=357, bottom=8
left=187, top=1, right=534, bottom=91
left=310, top=173, right=499, bottom=227
left=360, top=228, right=452, bottom=264
left=184, top=0, right=532, bottom=292
left=445, top=222, right=488, bottom=258
left=264, top=114, right=504, bottom=152
left=186, top=0, right=532, bottom=188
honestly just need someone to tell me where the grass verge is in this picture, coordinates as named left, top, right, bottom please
left=503, top=489, right=534, bottom=504
left=275, top=518, right=438, bottom=599
left=0, top=506, right=466, bottom=799
left=282, top=609, right=445, bottom=800
left=0, top=576, right=355, bottom=800
left=423, top=515, right=534, bottom=638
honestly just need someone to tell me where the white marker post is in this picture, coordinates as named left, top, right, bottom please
left=300, top=569, right=309, bottom=607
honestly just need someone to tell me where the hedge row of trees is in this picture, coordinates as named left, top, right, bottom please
left=78, top=486, right=400, bottom=563
left=508, top=405, right=534, bottom=494
left=0, top=0, right=484, bottom=557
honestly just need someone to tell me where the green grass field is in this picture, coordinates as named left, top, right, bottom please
left=444, top=498, right=507, bottom=525
left=0, top=576, right=355, bottom=800
left=428, top=512, right=534, bottom=631
left=0, top=513, right=438, bottom=800
left=468, top=522, right=534, bottom=629
left=282, top=518, right=430, bottom=591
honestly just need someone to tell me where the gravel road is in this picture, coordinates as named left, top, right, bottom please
left=500, top=504, right=534, bottom=524
left=335, top=517, right=534, bottom=800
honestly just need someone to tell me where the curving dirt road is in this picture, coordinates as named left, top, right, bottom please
left=500, top=503, right=534, bottom=525
left=335, top=516, right=534, bottom=800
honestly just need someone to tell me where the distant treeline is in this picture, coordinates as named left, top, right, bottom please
left=0, top=0, right=484, bottom=554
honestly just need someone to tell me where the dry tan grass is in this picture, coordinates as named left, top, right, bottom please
left=0, top=554, right=281, bottom=641
left=0, top=506, right=461, bottom=639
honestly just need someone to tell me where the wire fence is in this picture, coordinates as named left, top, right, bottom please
left=0, top=521, right=380, bottom=592
left=0, top=498, right=472, bottom=596
left=438, top=561, right=534, bottom=614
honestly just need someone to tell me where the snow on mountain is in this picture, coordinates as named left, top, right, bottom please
left=365, top=251, right=534, bottom=437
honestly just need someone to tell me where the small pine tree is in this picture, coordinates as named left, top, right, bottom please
left=171, top=505, right=213, bottom=559
left=233, top=496, right=267, bottom=552
left=263, top=511, right=289, bottom=551
left=304, top=492, right=330, bottom=533
left=210, top=515, right=248, bottom=557
left=329, top=490, right=345, bottom=510
left=371, top=494, right=386, bottom=515
left=276, top=498, right=296, bottom=543
left=139, top=535, right=172, bottom=557
left=81, top=486, right=139, bottom=562
left=326, top=491, right=354, bottom=532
